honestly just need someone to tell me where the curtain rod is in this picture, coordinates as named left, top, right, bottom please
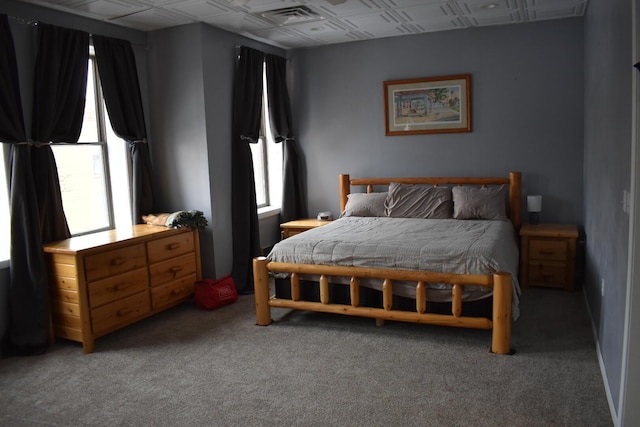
left=6, top=14, right=150, bottom=49
left=8, top=15, right=38, bottom=27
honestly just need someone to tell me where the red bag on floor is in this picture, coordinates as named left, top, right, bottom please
left=194, top=275, right=238, bottom=310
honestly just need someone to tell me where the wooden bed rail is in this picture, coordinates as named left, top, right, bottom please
left=253, top=257, right=513, bottom=355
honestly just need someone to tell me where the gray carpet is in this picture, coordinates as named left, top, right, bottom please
left=0, top=287, right=612, bottom=426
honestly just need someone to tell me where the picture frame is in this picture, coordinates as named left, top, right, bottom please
left=384, top=74, right=471, bottom=136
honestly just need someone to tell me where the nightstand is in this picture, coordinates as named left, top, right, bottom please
left=519, top=223, right=579, bottom=291
left=280, top=218, right=332, bottom=239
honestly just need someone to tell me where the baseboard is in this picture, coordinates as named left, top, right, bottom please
left=582, top=289, right=619, bottom=426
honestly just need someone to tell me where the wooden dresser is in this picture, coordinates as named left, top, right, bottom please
left=43, top=225, right=202, bottom=353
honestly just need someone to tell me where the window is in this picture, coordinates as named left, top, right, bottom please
left=250, top=63, right=282, bottom=214
left=51, top=48, right=132, bottom=236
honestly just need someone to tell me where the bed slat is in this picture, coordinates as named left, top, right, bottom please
left=350, top=277, right=360, bottom=307
left=416, top=282, right=426, bottom=314
left=291, top=273, right=300, bottom=301
left=320, top=275, right=329, bottom=304
left=452, top=284, right=462, bottom=317
left=383, top=279, right=393, bottom=311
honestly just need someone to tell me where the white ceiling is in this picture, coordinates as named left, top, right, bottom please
left=14, top=0, right=589, bottom=50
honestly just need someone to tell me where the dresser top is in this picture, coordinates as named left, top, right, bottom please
left=42, top=224, right=187, bottom=254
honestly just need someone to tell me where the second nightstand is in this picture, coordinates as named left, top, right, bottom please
left=520, top=223, right=579, bottom=291
left=280, top=218, right=332, bottom=239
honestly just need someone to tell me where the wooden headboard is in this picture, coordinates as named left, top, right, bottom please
left=339, top=171, right=522, bottom=231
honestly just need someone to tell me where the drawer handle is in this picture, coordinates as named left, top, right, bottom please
left=539, top=250, right=557, bottom=255
left=168, top=243, right=181, bottom=250
left=117, top=308, right=132, bottom=317
left=113, top=283, right=130, bottom=292
left=170, top=266, right=183, bottom=273
left=171, top=287, right=184, bottom=295
left=111, top=257, right=125, bottom=266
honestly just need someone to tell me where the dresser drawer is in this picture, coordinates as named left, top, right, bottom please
left=529, top=239, right=568, bottom=261
left=91, top=291, right=151, bottom=336
left=85, top=244, right=147, bottom=282
left=147, top=232, right=195, bottom=264
left=149, top=253, right=197, bottom=287
left=151, top=274, right=196, bottom=311
left=528, top=261, right=567, bottom=287
left=88, top=267, right=149, bottom=308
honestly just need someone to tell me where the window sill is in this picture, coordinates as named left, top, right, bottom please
left=0, top=259, right=8, bottom=270
left=258, top=206, right=280, bottom=220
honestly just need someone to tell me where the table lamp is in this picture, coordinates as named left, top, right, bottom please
left=527, top=195, right=542, bottom=225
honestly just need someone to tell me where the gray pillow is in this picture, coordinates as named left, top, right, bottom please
left=452, top=185, right=507, bottom=220
left=384, top=182, right=453, bottom=219
left=341, top=192, right=388, bottom=217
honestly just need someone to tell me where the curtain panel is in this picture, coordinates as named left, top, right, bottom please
left=231, top=46, right=264, bottom=293
left=93, top=35, right=155, bottom=222
left=0, top=15, right=27, bottom=144
left=265, top=54, right=305, bottom=222
left=1, top=21, right=89, bottom=355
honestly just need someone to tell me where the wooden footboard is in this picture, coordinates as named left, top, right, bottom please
left=253, top=257, right=513, bottom=355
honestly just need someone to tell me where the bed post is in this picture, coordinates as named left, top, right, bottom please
left=339, top=174, right=350, bottom=213
left=491, top=272, right=513, bottom=354
left=253, top=257, right=272, bottom=326
left=509, top=171, right=522, bottom=231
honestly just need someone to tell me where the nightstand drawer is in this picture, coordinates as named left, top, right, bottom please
left=529, top=240, right=568, bottom=261
left=528, top=262, right=567, bottom=287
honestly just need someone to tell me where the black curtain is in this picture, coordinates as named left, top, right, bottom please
left=265, top=54, right=305, bottom=222
left=231, top=47, right=264, bottom=293
left=93, top=35, right=154, bottom=222
left=3, top=22, right=88, bottom=355
left=0, top=15, right=26, bottom=144
left=31, top=23, right=88, bottom=242
left=0, top=15, right=41, bottom=356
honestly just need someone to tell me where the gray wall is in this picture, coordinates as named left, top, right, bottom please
left=583, top=0, right=632, bottom=417
left=290, top=19, right=585, bottom=225
left=146, top=23, right=285, bottom=279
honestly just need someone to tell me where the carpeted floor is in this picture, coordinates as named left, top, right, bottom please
left=0, top=287, right=612, bottom=426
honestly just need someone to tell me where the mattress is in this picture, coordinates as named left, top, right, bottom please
left=268, top=216, right=521, bottom=319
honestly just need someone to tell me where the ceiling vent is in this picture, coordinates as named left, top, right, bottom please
left=258, top=5, right=323, bottom=26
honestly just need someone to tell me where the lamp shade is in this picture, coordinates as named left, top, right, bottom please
left=527, top=195, right=542, bottom=213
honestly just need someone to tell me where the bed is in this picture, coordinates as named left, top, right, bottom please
left=253, top=172, right=522, bottom=354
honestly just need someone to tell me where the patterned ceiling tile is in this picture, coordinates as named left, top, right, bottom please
left=165, top=0, right=234, bottom=19
left=204, top=10, right=272, bottom=32
left=12, top=0, right=591, bottom=48
left=110, top=6, right=193, bottom=30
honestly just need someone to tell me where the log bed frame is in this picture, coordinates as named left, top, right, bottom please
left=253, top=171, right=522, bottom=354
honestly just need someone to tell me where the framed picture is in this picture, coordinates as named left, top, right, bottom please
left=384, top=74, right=471, bottom=136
